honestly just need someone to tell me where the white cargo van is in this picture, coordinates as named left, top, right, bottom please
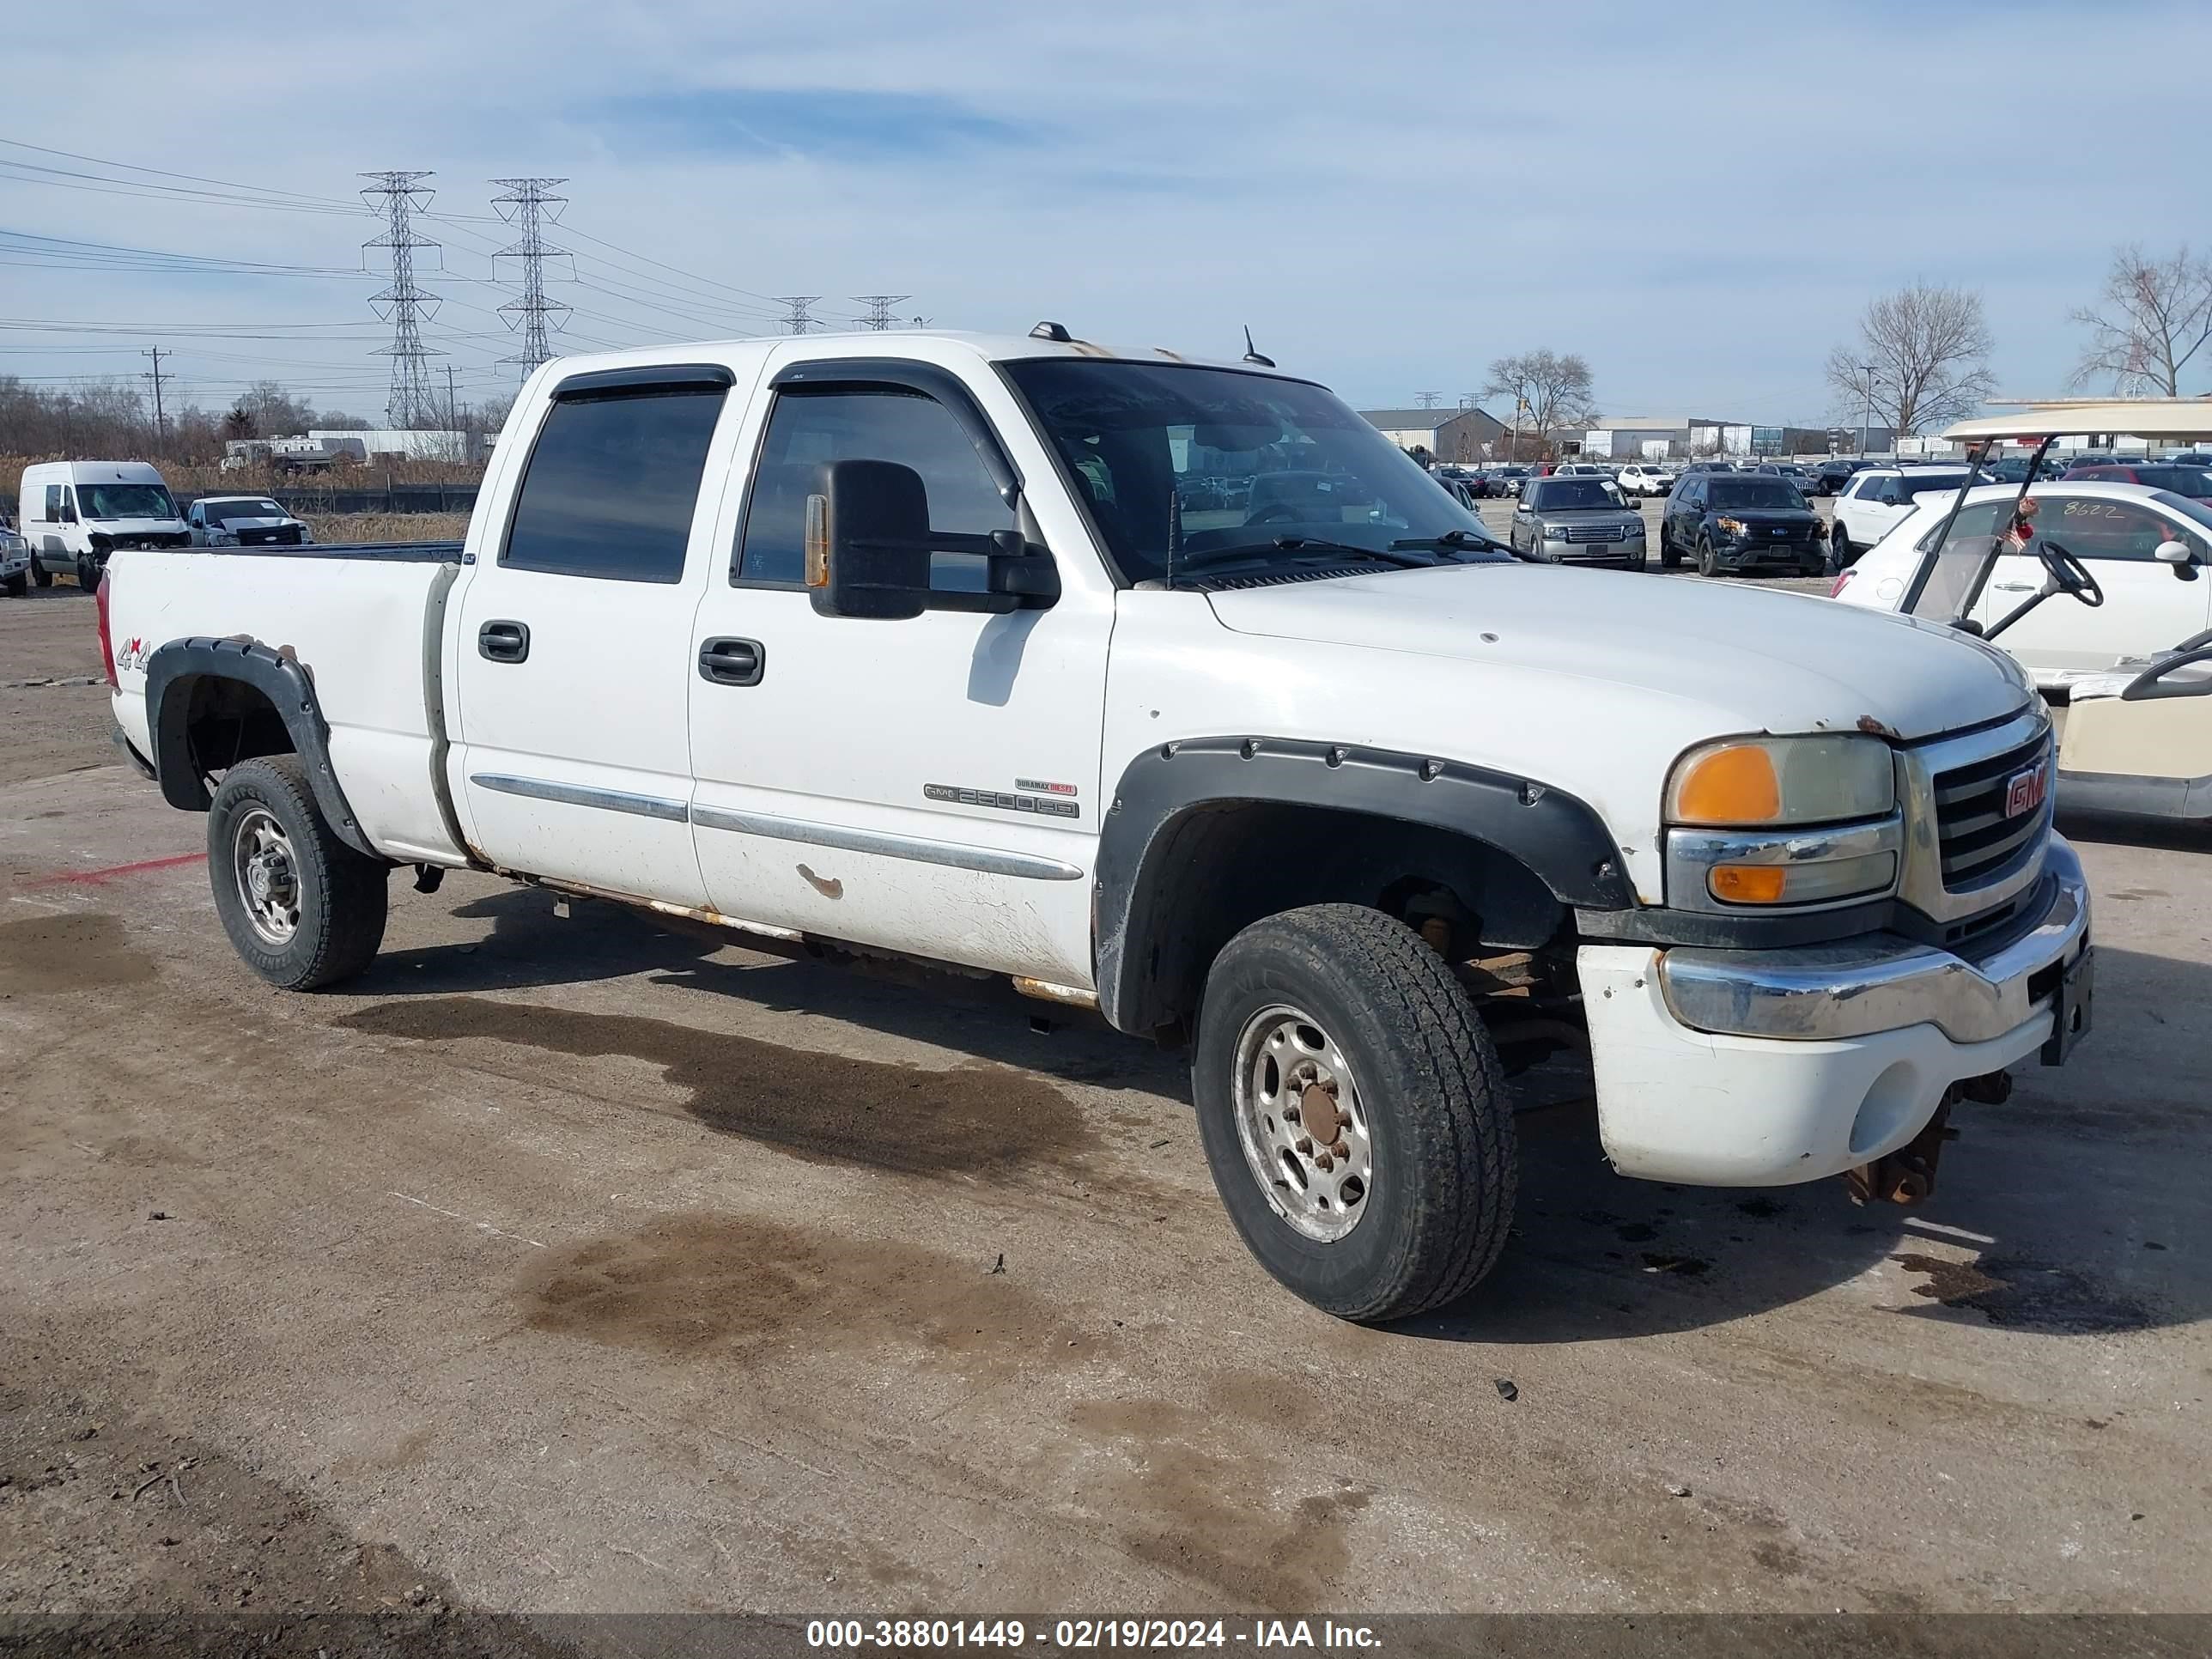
left=17, top=460, right=190, bottom=592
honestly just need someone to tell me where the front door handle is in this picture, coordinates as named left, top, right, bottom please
left=1993, top=581, right=2037, bottom=592
left=478, top=620, right=531, bottom=662
left=698, top=636, right=765, bottom=686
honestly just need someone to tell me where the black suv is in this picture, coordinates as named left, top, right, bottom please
left=1660, top=473, right=1825, bottom=576
left=1810, top=458, right=1874, bottom=495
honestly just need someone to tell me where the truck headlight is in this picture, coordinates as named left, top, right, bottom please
left=1667, top=734, right=1893, bottom=827
left=1663, top=735, right=1901, bottom=910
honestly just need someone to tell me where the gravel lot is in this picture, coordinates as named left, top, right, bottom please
left=3, top=562, right=2207, bottom=1644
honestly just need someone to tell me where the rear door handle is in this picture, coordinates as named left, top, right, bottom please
left=478, top=620, right=530, bottom=662
left=698, top=636, right=765, bottom=686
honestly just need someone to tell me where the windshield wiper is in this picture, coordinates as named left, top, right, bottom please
left=1392, top=527, right=1539, bottom=563
left=1174, top=537, right=1437, bottom=577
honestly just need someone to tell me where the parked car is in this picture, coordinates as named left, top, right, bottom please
left=1829, top=466, right=1989, bottom=567
left=1, top=525, right=29, bottom=597
left=1809, top=458, right=1875, bottom=495
left=16, top=460, right=190, bottom=592
left=1506, top=475, right=1646, bottom=567
left=1752, top=462, right=1820, bottom=495
left=100, top=327, right=2089, bottom=1323
left=1659, top=472, right=1826, bottom=577
left=1615, top=462, right=1676, bottom=498
left=1831, top=480, right=2211, bottom=689
left=2061, top=463, right=2212, bottom=504
left=186, top=495, right=316, bottom=548
left=1676, top=460, right=1736, bottom=479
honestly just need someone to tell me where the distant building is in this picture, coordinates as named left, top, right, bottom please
left=1579, top=416, right=1737, bottom=461
left=1360, top=407, right=1507, bottom=464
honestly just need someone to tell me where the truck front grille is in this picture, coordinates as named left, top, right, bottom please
left=1931, top=724, right=2052, bottom=890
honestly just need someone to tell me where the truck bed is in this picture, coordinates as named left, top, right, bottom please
left=105, top=543, right=470, bottom=867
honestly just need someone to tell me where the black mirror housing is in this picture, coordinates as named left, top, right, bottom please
left=808, top=458, right=933, bottom=620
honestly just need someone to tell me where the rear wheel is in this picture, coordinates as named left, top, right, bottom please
left=1194, top=904, right=1515, bottom=1323
left=208, top=756, right=389, bottom=990
left=1658, top=521, right=1680, bottom=568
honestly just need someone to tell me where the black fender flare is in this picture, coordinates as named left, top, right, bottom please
left=143, top=636, right=377, bottom=859
left=1092, top=736, right=1637, bottom=1031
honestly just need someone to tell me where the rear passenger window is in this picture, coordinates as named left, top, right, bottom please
left=501, top=387, right=726, bottom=582
left=736, top=387, right=1016, bottom=588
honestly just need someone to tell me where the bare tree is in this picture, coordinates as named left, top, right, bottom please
left=1481, top=350, right=1596, bottom=441
left=1825, top=283, right=1995, bottom=437
left=2067, top=244, right=2212, bottom=397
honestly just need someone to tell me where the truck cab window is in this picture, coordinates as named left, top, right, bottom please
left=735, top=386, right=1015, bottom=590
left=501, top=387, right=726, bottom=582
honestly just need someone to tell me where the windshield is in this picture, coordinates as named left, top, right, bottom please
left=76, top=483, right=177, bottom=521
left=1003, top=359, right=1505, bottom=581
left=1529, top=479, right=1620, bottom=510
left=206, top=499, right=283, bottom=521
left=1708, top=479, right=1805, bottom=510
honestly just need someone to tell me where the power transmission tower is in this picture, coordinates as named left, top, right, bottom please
left=853, top=295, right=909, bottom=331
left=360, top=170, right=444, bottom=428
left=776, top=296, right=822, bottom=335
left=141, top=346, right=169, bottom=449
left=490, top=177, right=574, bottom=380
left=1415, top=391, right=1442, bottom=408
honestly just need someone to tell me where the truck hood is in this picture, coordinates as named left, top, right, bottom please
left=1204, top=563, right=2026, bottom=742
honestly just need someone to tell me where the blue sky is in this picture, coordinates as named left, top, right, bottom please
left=4, top=0, right=2209, bottom=425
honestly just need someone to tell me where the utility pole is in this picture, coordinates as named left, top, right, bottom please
left=444, top=364, right=461, bottom=457
left=141, top=346, right=169, bottom=451
left=490, top=177, right=573, bottom=380
left=776, top=296, right=822, bottom=335
left=853, top=295, right=909, bottom=331
left=361, top=170, right=443, bottom=428
left=1858, top=362, right=1877, bottom=459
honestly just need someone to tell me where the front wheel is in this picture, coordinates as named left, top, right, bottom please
left=31, top=562, right=52, bottom=588
left=3, top=573, right=23, bottom=599
left=1194, top=904, right=1516, bottom=1323
left=1697, top=536, right=1721, bottom=578
left=75, top=558, right=100, bottom=592
left=209, top=755, right=389, bottom=990
left=1658, top=525, right=1680, bottom=568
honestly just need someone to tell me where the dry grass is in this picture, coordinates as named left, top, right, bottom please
left=3, top=453, right=486, bottom=504
left=302, top=512, right=473, bottom=546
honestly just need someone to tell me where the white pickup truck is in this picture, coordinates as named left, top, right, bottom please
left=101, top=328, right=2094, bottom=1322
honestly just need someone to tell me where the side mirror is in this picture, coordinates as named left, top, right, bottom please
left=805, top=459, right=933, bottom=620
left=2155, top=539, right=2199, bottom=580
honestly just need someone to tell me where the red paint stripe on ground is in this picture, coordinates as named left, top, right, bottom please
left=20, top=852, right=208, bottom=887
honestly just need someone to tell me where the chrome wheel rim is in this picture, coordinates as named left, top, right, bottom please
left=1231, top=1003, right=1374, bottom=1243
left=232, top=807, right=301, bottom=947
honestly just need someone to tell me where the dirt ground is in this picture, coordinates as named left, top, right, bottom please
left=3, top=578, right=2208, bottom=1650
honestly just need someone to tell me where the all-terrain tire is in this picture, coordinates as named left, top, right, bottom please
left=1193, top=903, right=1516, bottom=1323
left=208, top=756, right=388, bottom=990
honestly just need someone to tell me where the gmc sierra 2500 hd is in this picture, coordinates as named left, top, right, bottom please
left=100, top=328, right=2093, bottom=1322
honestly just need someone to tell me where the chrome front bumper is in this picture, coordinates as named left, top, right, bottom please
left=1657, top=837, right=2090, bottom=1044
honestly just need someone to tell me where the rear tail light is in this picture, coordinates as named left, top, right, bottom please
left=95, top=569, right=117, bottom=686
left=1829, top=568, right=1856, bottom=599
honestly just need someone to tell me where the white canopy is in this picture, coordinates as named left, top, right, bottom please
left=1943, top=399, right=2212, bottom=443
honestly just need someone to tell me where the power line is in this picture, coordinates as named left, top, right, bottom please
left=360, top=170, right=444, bottom=427
left=489, top=177, right=573, bottom=379
left=776, top=295, right=822, bottom=335
left=854, top=295, right=909, bottom=331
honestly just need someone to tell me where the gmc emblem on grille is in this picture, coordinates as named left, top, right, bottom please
left=2004, top=761, right=2049, bottom=820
